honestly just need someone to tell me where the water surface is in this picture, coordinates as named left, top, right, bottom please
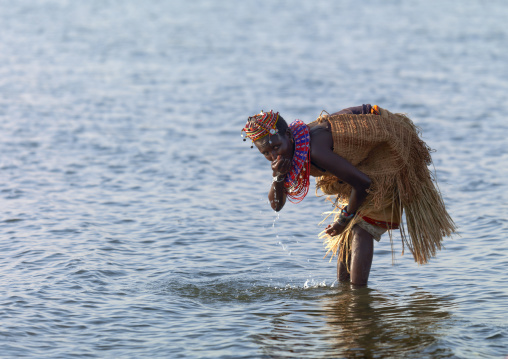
left=1, top=0, right=507, bottom=358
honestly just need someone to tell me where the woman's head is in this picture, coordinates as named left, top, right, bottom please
left=242, top=111, right=287, bottom=141
left=242, top=110, right=293, bottom=162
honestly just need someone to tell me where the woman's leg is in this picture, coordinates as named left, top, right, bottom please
left=337, top=249, right=351, bottom=282
left=350, top=225, right=374, bottom=286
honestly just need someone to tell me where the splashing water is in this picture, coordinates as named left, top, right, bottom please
left=272, top=211, right=280, bottom=227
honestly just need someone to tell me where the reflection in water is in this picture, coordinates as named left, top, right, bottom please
left=253, top=285, right=456, bottom=358
left=321, top=285, right=456, bottom=357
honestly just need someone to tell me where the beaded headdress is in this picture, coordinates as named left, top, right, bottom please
left=241, top=110, right=279, bottom=143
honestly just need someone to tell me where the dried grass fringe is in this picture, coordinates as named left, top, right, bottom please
left=314, top=109, right=456, bottom=265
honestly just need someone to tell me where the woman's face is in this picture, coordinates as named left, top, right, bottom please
left=254, top=129, right=293, bottom=162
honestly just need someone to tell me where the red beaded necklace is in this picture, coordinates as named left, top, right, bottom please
left=284, top=120, right=310, bottom=203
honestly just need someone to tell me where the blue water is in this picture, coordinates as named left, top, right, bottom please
left=1, top=0, right=507, bottom=358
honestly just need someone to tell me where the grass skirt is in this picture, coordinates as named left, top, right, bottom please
left=312, top=108, right=456, bottom=264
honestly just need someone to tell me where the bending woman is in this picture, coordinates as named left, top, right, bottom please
left=241, top=104, right=456, bottom=286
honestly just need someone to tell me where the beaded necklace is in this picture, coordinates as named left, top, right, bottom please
left=284, top=119, right=310, bottom=203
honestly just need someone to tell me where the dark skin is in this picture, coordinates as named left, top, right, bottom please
left=254, top=117, right=374, bottom=286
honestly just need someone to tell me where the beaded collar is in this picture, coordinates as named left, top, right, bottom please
left=284, top=120, right=310, bottom=203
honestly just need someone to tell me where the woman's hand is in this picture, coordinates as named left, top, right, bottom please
left=325, top=221, right=346, bottom=237
left=271, top=155, right=292, bottom=177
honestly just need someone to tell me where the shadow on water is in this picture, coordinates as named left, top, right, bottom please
left=253, top=284, right=457, bottom=358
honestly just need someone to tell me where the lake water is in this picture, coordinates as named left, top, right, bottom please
left=1, top=0, right=507, bottom=358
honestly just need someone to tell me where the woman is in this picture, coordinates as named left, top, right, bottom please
left=241, top=105, right=456, bottom=286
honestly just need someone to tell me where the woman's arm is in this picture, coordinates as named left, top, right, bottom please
left=310, top=127, right=371, bottom=235
left=331, top=104, right=372, bottom=116
left=268, top=175, right=287, bottom=211
left=268, top=155, right=290, bottom=211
